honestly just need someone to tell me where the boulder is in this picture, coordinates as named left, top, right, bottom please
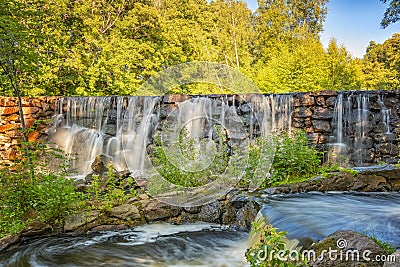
left=309, top=230, right=386, bottom=267
left=21, top=220, right=52, bottom=237
left=0, top=234, right=21, bottom=253
left=383, top=250, right=400, bottom=267
left=141, top=199, right=180, bottom=222
left=64, top=211, right=100, bottom=232
left=198, top=202, right=224, bottom=223
left=91, top=154, right=114, bottom=175
left=110, top=204, right=141, bottom=221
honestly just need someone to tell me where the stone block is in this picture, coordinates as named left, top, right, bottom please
left=0, top=98, right=16, bottom=107
left=301, top=93, right=315, bottom=106
left=6, top=114, right=19, bottom=122
left=293, top=107, right=312, bottom=118
left=0, top=124, right=19, bottom=133
left=312, top=120, right=331, bottom=133
left=312, top=107, right=333, bottom=119
left=1, top=107, right=19, bottom=115
left=315, top=96, right=325, bottom=106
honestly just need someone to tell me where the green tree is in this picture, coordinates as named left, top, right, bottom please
left=359, top=34, right=400, bottom=89
left=57, top=0, right=164, bottom=95
left=0, top=0, right=63, bottom=138
left=324, top=38, right=361, bottom=90
left=0, top=0, right=42, bottom=96
left=381, top=0, right=400, bottom=28
left=252, top=0, right=328, bottom=62
left=253, top=37, right=328, bottom=93
left=208, top=0, right=255, bottom=69
left=250, top=0, right=330, bottom=93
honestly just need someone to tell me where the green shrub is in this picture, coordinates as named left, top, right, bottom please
left=246, top=218, right=306, bottom=267
left=0, top=140, right=78, bottom=237
left=243, top=131, right=323, bottom=187
left=84, top=165, right=137, bottom=211
left=270, top=131, right=322, bottom=185
left=151, top=128, right=322, bottom=189
left=149, top=126, right=229, bottom=187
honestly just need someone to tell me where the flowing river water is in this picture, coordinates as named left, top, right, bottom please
left=1, top=192, right=399, bottom=266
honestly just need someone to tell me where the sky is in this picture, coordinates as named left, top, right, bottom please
left=243, top=0, right=400, bottom=58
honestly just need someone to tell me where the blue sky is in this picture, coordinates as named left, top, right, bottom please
left=243, top=0, right=400, bottom=58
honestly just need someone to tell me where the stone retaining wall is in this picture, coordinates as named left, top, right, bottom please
left=1, top=90, right=400, bottom=166
left=0, top=97, right=58, bottom=165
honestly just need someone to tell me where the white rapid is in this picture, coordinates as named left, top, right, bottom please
left=0, top=223, right=249, bottom=267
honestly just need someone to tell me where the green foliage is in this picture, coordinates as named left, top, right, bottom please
left=84, top=165, right=137, bottom=211
left=270, top=131, right=322, bottom=186
left=359, top=34, right=400, bottom=90
left=0, top=139, right=77, bottom=237
left=1, top=0, right=398, bottom=96
left=324, top=38, right=361, bottom=90
left=241, top=131, right=323, bottom=188
left=380, top=0, right=400, bottom=28
left=246, top=218, right=305, bottom=267
left=372, top=236, right=396, bottom=255
left=149, top=126, right=229, bottom=187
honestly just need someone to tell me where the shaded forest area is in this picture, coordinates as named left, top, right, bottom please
left=0, top=0, right=399, bottom=96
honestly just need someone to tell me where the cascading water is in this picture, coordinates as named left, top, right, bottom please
left=48, top=96, right=160, bottom=176
left=0, top=223, right=249, bottom=267
left=378, top=95, right=392, bottom=134
left=48, top=94, right=293, bottom=177
left=248, top=94, right=293, bottom=137
left=327, top=93, right=347, bottom=165
left=328, top=92, right=375, bottom=166
left=2, top=192, right=399, bottom=266
left=353, top=93, right=370, bottom=166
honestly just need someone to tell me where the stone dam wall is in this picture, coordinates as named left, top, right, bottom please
left=0, top=90, right=399, bottom=168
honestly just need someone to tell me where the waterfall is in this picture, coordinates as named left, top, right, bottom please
left=249, top=94, right=293, bottom=137
left=353, top=94, right=369, bottom=166
left=327, top=93, right=347, bottom=166
left=176, top=97, right=212, bottom=139
left=48, top=94, right=294, bottom=177
left=378, top=95, right=392, bottom=134
left=49, top=96, right=160, bottom=176
left=328, top=92, right=373, bottom=166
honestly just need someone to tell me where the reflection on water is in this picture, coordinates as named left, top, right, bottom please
left=0, top=223, right=248, bottom=267
left=260, top=192, right=400, bottom=247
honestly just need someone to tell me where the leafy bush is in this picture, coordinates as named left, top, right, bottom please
left=149, top=126, right=229, bottom=187
left=0, top=140, right=78, bottom=237
left=244, top=131, right=323, bottom=187
left=151, top=128, right=322, bottom=189
left=84, top=165, right=137, bottom=211
left=246, top=218, right=306, bottom=267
